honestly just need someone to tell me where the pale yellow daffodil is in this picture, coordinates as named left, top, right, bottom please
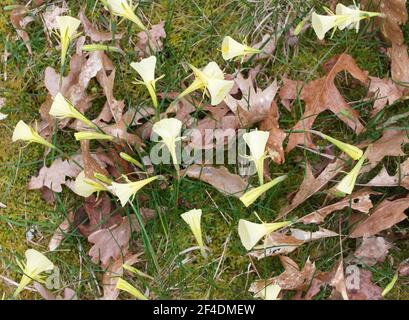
left=310, top=130, right=363, bottom=160
left=152, top=118, right=183, bottom=175
left=239, top=175, right=287, bottom=207
left=12, top=120, right=56, bottom=150
left=178, top=62, right=234, bottom=105
left=335, top=3, right=381, bottom=32
left=130, top=56, right=164, bottom=109
left=243, top=130, right=270, bottom=185
left=311, top=12, right=340, bottom=40
left=238, top=219, right=291, bottom=251
left=104, top=0, right=146, bottom=30
left=55, top=16, right=81, bottom=67
left=116, top=278, right=148, bottom=300
left=74, top=131, right=114, bottom=141
left=181, top=209, right=206, bottom=257
left=110, top=176, right=159, bottom=207
left=50, top=93, right=96, bottom=129
left=221, top=36, right=261, bottom=61
left=14, top=249, right=54, bottom=297
left=336, top=146, right=370, bottom=194
left=74, top=171, right=108, bottom=197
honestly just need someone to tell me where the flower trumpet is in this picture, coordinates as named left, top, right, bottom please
left=240, top=175, right=287, bottom=207
left=14, top=249, right=54, bottom=297
left=74, top=171, right=108, bottom=197
left=130, top=56, right=164, bottom=109
left=177, top=62, right=234, bottom=105
left=181, top=209, right=206, bottom=257
left=110, top=176, right=159, bottom=207
left=12, top=120, right=56, bottom=150
left=221, top=36, right=261, bottom=61
left=55, top=16, right=81, bottom=67
left=104, top=0, right=146, bottom=30
left=242, top=130, right=270, bottom=185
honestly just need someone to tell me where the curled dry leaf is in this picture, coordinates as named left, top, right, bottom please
left=299, top=189, right=378, bottom=224
left=136, top=21, right=166, bottom=57
left=367, top=76, right=402, bottom=116
left=330, top=260, right=349, bottom=300
left=279, top=159, right=345, bottom=217
left=183, top=165, right=249, bottom=197
left=10, top=6, right=33, bottom=56
left=49, top=212, right=74, bottom=251
left=354, top=236, right=392, bottom=266
left=79, top=11, right=122, bottom=42
left=282, top=54, right=368, bottom=152
left=290, top=227, right=338, bottom=241
left=249, top=256, right=316, bottom=295
left=350, top=196, right=409, bottom=238
left=102, top=253, right=141, bottom=300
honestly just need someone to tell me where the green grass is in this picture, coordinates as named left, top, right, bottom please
left=0, top=0, right=408, bottom=299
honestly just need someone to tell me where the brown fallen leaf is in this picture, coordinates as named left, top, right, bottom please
left=249, top=256, right=316, bottom=294
left=350, top=196, right=409, bottom=238
left=389, top=44, right=409, bottom=89
left=136, top=21, right=166, bottom=57
left=398, top=261, right=409, bottom=276
left=183, top=165, right=249, bottom=197
left=49, top=212, right=74, bottom=251
left=279, top=159, right=345, bottom=217
left=346, top=268, right=382, bottom=300
left=354, top=236, right=392, bottom=266
left=79, top=11, right=122, bottom=42
left=10, top=6, right=33, bottom=56
left=330, top=260, right=349, bottom=300
left=298, top=189, right=378, bottom=224
left=247, top=33, right=276, bottom=61
left=366, top=158, right=409, bottom=189
left=81, top=140, right=109, bottom=179
left=33, top=283, right=77, bottom=300
left=367, top=76, right=402, bottom=116
left=282, top=54, right=368, bottom=152
left=290, top=227, right=338, bottom=241
left=102, top=253, right=141, bottom=300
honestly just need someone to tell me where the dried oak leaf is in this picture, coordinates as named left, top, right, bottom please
left=10, top=6, right=33, bottom=56
left=347, top=269, right=382, bottom=300
left=282, top=54, right=368, bottom=152
left=79, top=11, right=122, bottom=42
left=350, top=196, right=409, bottom=238
left=299, top=189, right=378, bottom=224
left=49, top=212, right=74, bottom=251
left=249, top=256, right=316, bottom=295
left=102, top=253, right=141, bottom=300
left=28, top=157, right=82, bottom=192
left=183, top=165, right=249, bottom=197
left=136, top=21, right=166, bottom=57
left=388, top=44, right=409, bottom=89
left=367, top=76, right=402, bottom=116
left=366, top=158, right=409, bottom=189
left=354, top=236, right=392, bottom=266
left=279, top=158, right=345, bottom=217
left=33, top=283, right=77, bottom=300
left=330, top=260, right=349, bottom=300
left=81, top=140, right=109, bottom=179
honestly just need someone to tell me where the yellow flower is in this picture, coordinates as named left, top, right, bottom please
left=243, top=130, right=270, bottom=185
left=221, top=36, right=261, bottom=61
left=238, top=219, right=291, bottom=250
left=74, top=171, right=108, bottom=197
left=104, top=0, right=146, bottom=30
left=116, top=278, right=148, bottom=300
left=239, top=175, right=287, bottom=207
left=49, top=93, right=96, bottom=129
left=310, top=130, right=363, bottom=160
left=335, top=3, right=380, bottom=32
left=74, top=131, right=114, bottom=141
left=255, top=284, right=282, bottom=300
left=123, top=264, right=154, bottom=280
left=130, top=56, right=164, bottom=109
left=181, top=209, right=206, bottom=257
left=12, top=120, right=56, bottom=150
left=311, top=12, right=339, bottom=40
left=110, top=176, right=159, bottom=207
left=119, top=152, right=144, bottom=169
left=152, top=118, right=183, bottom=175
left=55, top=16, right=81, bottom=66
left=14, top=249, right=54, bottom=296
left=178, top=62, right=234, bottom=105
left=336, top=147, right=369, bottom=194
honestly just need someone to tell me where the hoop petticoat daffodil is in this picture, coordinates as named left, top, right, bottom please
left=49, top=93, right=96, bottom=129
left=14, top=249, right=54, bottom=297
left=55, top=16, right=81, bottom=67
left=152, top=118, right=183, bottom=175
left=130, top=56, right=164, bottom=109
left=74, top=131, right=114, bottom=141
left=12, top=120, right=56, bottom=150
left=240, top=175, right=288, bottom=207
left=110, top=175, right=160, bottom=207
left=335, top=3, right=381, bottom=32
left=177, top=62, right=234, bottom=105
left=238, top=219, right=291, bottom=251
left=221, top=36, right=261, bottom=61
left=336, top=146, right=370, bottom=195
left=74, top=171, right=108, bottom=197
left=181, top=209, right=206, bottom=257
left=116, top=278, right=148, bottom=300
left=242, top=130, right=270, bottom=185
left=309, top=130, right=363, bottom=160
left=104, top=0, right=146, bottom=30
